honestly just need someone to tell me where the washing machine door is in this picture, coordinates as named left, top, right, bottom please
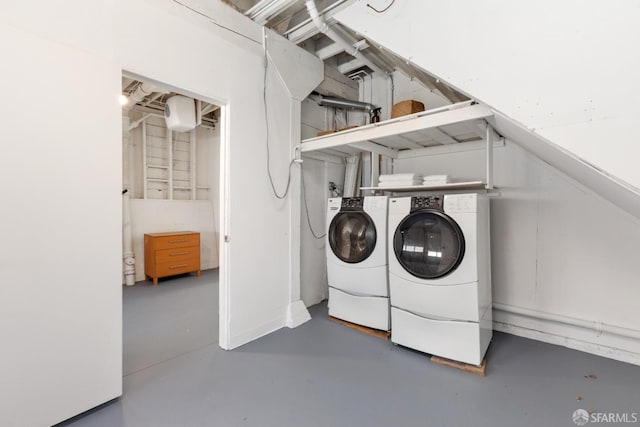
left=393, top=209, right=465, bottom=279
left=328, top=211, right=377, bottom=263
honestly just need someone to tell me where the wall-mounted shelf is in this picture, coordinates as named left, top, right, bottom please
left=361, top=181, right=487, bottom=192
left=300, top=100, right=501, bottom=192
left=300, top=101, right=495, bottom=159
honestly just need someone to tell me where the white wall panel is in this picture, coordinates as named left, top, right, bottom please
left=0, top=24, right=121, bottom=427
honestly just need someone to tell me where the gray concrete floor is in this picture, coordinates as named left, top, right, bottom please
left=60, top=270, right=640, bottom=427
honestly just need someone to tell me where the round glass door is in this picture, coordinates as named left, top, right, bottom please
left=329, top=212, right=377, bottom=263
left=393, top=210, right=465, bottom=279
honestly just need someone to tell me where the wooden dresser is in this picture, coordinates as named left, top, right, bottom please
left=144, top=231, right=201, bottom=285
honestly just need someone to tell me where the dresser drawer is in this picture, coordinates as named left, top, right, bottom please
left=153, top=233, right=199, bottom=250
left=144, top=231, right=201, bottom=285
left=156, top=247, right=199, bottom=263
left=156, top=258, right=200, bottom=277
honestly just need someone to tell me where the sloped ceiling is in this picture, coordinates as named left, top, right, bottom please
left=222, top=0, right=466, bottom=104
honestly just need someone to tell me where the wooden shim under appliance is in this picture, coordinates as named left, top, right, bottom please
left=329, top=316, right=390, bottom=340
left=430, top=355, right=487, bottom=377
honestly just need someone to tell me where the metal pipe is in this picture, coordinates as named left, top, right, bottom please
left=304, top=0, right=389, bottom=78
left=493, top=303, right=640, bottom=341
left=309, top=93, right=377, bottom=112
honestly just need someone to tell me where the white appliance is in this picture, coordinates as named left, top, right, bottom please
left=326, top=196, right=389, bottom=331
left=388, top=193, right=491, bottom=365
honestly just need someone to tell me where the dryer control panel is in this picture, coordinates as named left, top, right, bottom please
left=341, top=197, right=364, bottom=211
left=410, top=196, right=444, bottom=212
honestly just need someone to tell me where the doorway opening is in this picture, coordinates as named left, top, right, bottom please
left=120, top=73, right=223, bottom=375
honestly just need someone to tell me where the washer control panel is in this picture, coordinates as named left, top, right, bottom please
left=410, top=196, right=443, bottom=212
left=341, top=197, right=364, bottom=211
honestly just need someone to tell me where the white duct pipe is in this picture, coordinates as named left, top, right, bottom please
left=124, top=83, right=169, bottom=111
left=305, top=0, right=389, bottom=78
left=122, top=190, right=135, bottom=286
left=493, top=303, right=640, bottom=341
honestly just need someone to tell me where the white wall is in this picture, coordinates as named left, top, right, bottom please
left=130, top=200, right=219, bottom=281
left=395, top=142, right=640, bottom=364
left=0, top=24, right=122, bottom=427
left=336, top=0, right=640, bottom=206
left=0, top=0, right=321, bottom=425
left=300, top=99, right=346, bottom=307
left=127, top=114, right=220, bottom=277
left=361, top=71, right=450, bottom=121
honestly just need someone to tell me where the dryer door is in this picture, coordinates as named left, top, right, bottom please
left=393, top=210, right=465, bottom=279
left=329, top=211, right=377, bottom=264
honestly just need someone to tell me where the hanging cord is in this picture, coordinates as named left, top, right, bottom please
left=263, top=33, right=294, bottom=200
left=300, top=162, right=327, bottom=240
left=366, top=0, right=395, bottom=13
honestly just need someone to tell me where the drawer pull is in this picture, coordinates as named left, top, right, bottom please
left=169, top=264, right=188, bottom=269
left=168, top=239, right=188, bottom=243
left=169, top=252, right=190, bottom=256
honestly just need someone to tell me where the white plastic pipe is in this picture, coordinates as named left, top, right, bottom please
left=124, top=83, right=169, bottom=111
left=305, top=0, right=389, bottom=78
left=190, top=130, right=197, bottom=200
left=493, top=303, right=640, bottom=341
left=167, top=128, right=173, bottom=200
left=122, top=191, right=135, bottom=286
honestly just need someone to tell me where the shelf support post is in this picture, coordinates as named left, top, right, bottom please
left=486, top=122, right=494, bottom=190
left=370, top=152, right=380, bottom=196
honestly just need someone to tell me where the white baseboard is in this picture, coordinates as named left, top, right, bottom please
left=227, top=314, right=286, bottom=350
left=286, top=300, right=311, bottom=328
left=494, top=309, right=640, bottom=366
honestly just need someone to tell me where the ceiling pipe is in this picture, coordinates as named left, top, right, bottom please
left=124, top=82, right=169, bottom=111
left=309, top=92, right=377, bottom=112
left=304, top=0, right=390, bottom=79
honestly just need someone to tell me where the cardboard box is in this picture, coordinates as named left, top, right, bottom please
left=391, top=100, right=425, bottom=118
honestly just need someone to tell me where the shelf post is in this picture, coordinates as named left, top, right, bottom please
left=486, top=122, right=494, bottom=190
left=370, top=152, right=380, bottom=196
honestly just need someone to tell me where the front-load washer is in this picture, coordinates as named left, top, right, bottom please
left=326, top=196, right=389, bottom=331
left=388, top=193, right=491, bottom=365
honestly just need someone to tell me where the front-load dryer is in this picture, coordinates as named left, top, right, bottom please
left=388, top=193, right=491, bottom=365
left=326, top=196, right=389, bottom=331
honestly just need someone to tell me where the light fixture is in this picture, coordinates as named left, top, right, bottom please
left=119, top=94, right=129, bottom=106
